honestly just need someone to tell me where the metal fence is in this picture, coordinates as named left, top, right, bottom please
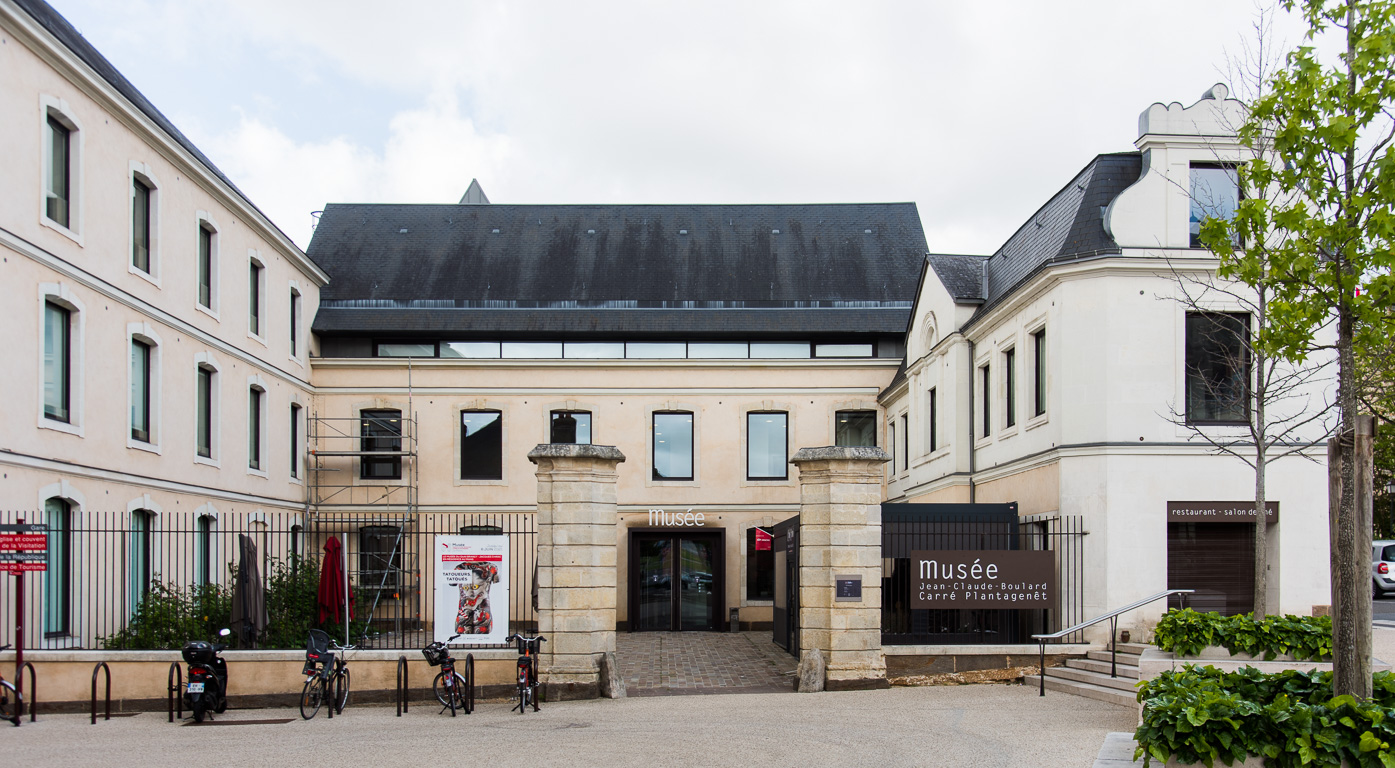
left=881, top=509, right=1086, bottom=645
left=0, top=509, right=536, bottom=651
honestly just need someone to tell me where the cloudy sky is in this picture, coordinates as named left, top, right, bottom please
left=47, top=0, right=1319, bottom=254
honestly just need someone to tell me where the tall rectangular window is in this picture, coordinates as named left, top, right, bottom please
left=927, top=388, right=937, bottom=452
left=289, top=403, right=301, bottom=479
left=1033, top=328, right=1047, bottom=417
left=899, top=413, right=908, bottom=471
left=361, top=408, right=403, bottom=479
left=44, top=497, right=71, bottom=636
left=359, top=526, right=403, bottom=590
left=197, top=225, right=213, bottom=308
left=1190, top=163, right=1240, bottom=248
left=889, top=420, right=897, bottom=474
left=1004, top=348, right=1017, bottom=428
left=130, top=339, right=151, bottom=442
left=196, top=366, right=213, bottom=458
left=248, top=387, right=262, bottom=470
left=652, top=411, right=694, bottom=481
left=129, top=509, right=152, bottom=607
left=550, top=410, right=592, bottom=444
left=1185, top=312, right=1251, bottom=424
left=249, top=261, right=262, bottom=336
left=980, top=364, right=991, bottom=437
left=289, top=290, right=300, bottom=357
left=43, top=300, right=71, bottom=423
left=131, top=178, right=151, bottom=272
left=45, top=116, right=71, bottom=227
left=746, top=527, right=775, bottom=601
left=461, top=410, right=503, bottom=480
left=747, top=411, right=788, bottom=480
left=835, top=410, right=877, bottom=447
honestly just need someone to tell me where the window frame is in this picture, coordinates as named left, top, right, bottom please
left=549, top=410, right=593, bottom=445
left=1184, top=311, right=1252, bottom=426
left=1004, top=347, right=1017, bottom=429
left=248, top=253, right=265, bottom=341
left=289, top=285, right=302, bottom=361
left=926, top=388, right=938, bottom=452
left=247, top=381, right=266, bottom=474
left=129, top=337, right=152, bottom=444
left=38, top=285, right=84, bottom=435
left=899, top=413, right=908, bottom=472
left=196, top=215, right=219, bottom=315
left=746, top=411, right=789, bottom=481
left=1189, top=162, right=1242, bottom=249
left=1033, top=328, right=1047, bottom=418
left=39, top=98, right=82, bottom=241
left=745, top=526, right=775, bottom=602
left=834, top=409, right=878, bottom=448
left=980, top=363, right=991, bottom=438
left=290, top=402, right=302, bottom=480
left=129, top=508, right=153, bottom=607
left=43, top=496, right=72, bottom=637
left=652, top=410, right=695, bottom=482
left=43, top=298, right=72, bottom=425
left=194, top=359, right=219, bottom=463
left=460, top=409, right=504, bottom=481
left=360, top=408, right=404, bottom=480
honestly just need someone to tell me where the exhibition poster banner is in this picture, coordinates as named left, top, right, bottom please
left=434, top=535, right=509, bottom=645
left=908, top=550, right=1057, bottom=609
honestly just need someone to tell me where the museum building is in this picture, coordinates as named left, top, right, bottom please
left=0, top=0, right=1333, bottom=658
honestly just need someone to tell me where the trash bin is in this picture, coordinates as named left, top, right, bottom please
left=730, top=608, right=741, bottom=633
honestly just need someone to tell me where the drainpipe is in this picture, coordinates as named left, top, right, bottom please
left=967, top=338, right=976, bottom=503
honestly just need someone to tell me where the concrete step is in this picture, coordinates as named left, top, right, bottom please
left=1086, top=650, right=1143, bottom=666
left=1067, top=657, right=1142, bottom=678
left=1024, top=674, right=1138, bottom=708
left=1110, top=642, right=1151, bottom=655
left=1046, top=665, right=1141, bottom=692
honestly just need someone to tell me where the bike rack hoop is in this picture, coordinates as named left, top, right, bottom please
left=464, top=654, right=475, bottom=714
left=91, top=661, right=111, bottom=725
left=395, top=656, right=408, bottom=717
left=167, top=662, right=183, bottom=723
left=19, top=662, right=37, bottom=723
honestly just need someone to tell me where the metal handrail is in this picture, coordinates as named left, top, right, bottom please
left=1031, top=589, right=1193, bottom=697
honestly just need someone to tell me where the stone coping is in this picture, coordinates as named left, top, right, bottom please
left=885, top=643, right=1093, bottom=656
left=790, top=446, right=891, bottom=463
left=527, top=443, right=626, bottom=461
left=0, top=648, right=518, bottom=663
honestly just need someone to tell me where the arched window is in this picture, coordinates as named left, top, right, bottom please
left=44, top=497, right=72, bottom=636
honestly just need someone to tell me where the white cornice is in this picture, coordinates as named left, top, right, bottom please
left=0, top=1, right=328, bottom=286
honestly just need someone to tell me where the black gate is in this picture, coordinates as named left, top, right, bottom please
left=771, top=516, right=798, bottom=653
left=881, top=503, right=1085, bottom=646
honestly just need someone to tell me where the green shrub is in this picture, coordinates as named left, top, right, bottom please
left=1154, top=609, right=1332, bottom=661
left=101, top=579, right=232, bottom=650
left=1135, top=666, right=1395, bottom=767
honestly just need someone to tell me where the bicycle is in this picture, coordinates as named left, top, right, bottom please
left=0, top=644, right=22, bottom=726
left=299, top=629, right=354, bottom=720
left=422, top=634, right=472, bottom=715
left=504, top=632, right=545, bottom=714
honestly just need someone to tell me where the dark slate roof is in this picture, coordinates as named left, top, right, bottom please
left=978, top=152, right=1142, bottom=311
left=13, top=0, right=302, bottom=258
left=308, top=203, right=928, bottom=336
left=927, top=253, right=988, bottom=302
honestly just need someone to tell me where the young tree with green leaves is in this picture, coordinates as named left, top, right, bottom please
left=1200, top=0, right=1395, bottom=698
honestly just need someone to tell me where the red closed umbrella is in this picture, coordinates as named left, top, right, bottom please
left=317, top=536, right=355, bottom=625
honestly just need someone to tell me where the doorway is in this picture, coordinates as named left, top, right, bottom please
left=628, top=530, right=724, bottom=631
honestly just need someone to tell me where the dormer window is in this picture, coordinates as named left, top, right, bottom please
left=1189, top=163, right=1239, bottom=248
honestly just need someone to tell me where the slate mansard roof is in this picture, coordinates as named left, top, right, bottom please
left=308, top=203, right=929, bottom=337
left=925, top=152, right=1144, bottom=316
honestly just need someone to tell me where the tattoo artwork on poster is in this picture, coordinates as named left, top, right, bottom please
left=434, top=535, right=509, bottom=645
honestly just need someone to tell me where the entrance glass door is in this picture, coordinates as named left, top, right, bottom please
left=630, top=531, right=723, bottom=631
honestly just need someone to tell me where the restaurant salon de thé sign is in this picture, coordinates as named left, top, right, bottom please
left=1167, top=501, right=1279, bottom=524
left=910, top=550, right=1057, bottom=609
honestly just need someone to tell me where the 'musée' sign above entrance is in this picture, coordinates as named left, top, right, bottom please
left=909, top=550, right=1057, bottom=609
left=648, top=508, right=706, bottom=527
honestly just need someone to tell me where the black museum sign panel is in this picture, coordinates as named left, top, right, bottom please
left=1167, top=501, right=1279, bottom=525
left=909, top=550, right=1057, bottom=609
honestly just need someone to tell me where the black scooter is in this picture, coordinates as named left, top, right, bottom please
left=182, top=628, right=231, bottom=723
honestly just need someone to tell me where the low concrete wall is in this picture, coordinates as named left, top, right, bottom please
left=0, top=649, right=520, bottom=712
left=885, top=644, right=1092, bottom=677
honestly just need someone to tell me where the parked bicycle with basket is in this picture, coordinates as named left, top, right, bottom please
left=422, top=634, right=473, bottom=715
left=504, top=632, right=545, bottom=714
left=300, top=629, right=354, bottom=720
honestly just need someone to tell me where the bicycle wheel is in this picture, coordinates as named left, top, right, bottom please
left=0, top=680, right=21, bottom=725
left=334, top=667, right=350, bottom=714
left=299, top=677, right=324, bottom=720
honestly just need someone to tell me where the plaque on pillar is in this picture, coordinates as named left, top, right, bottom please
left=835, top=575, right=862, bottom=602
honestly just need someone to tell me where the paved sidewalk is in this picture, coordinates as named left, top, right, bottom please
left=615, top=631, right=797, bottom=695
left=8, top=683, right=1138, bottom=767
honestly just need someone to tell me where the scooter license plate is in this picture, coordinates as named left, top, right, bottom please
left=187, top=682, right=205, bottom=694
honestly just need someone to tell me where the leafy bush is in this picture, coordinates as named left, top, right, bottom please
left=101, top=579, right=231, bottom=650
left=1135, top=666, right=1395, bottom=767
left=258, top=556, right=321, bottom=650
left=1154, top=609, right=1332, bottom=661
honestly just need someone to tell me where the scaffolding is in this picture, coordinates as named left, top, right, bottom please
left=307, top=398, right=421, bottom=643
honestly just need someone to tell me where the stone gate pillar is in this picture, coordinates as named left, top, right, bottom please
left=528, top=444, right=625, bottom=700
left=790, top=446, right=890, bottom=691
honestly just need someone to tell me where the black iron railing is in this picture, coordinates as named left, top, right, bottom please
left=1031, top=588, right=1193, bottom=697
